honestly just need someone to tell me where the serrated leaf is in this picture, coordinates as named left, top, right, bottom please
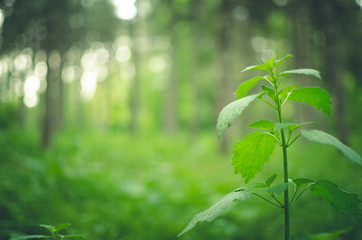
left=311, top=180, right=362, bottom=220
left=261, top=85, right=275, bottom=99
left=241, top=63, right=269, bottom=73
left=288, top=87, right=331, bottom=116
left=292, top=178, right=317, bottom=187
left=267, top=56, right=275, bottom=70
left=278, top=86, right=296, bottom=99
left=236, top=76, right=264, bottom=99
left=40, top=224, right=55, bottom=234
left=232, top=132, right=277, bottom=183
left=16, top=235, right=50, bottom=240
left=266, top=174, right=277, bottom=186
left=248, top=120, right=275, bottom=130
left=236, top=183, right=267, bottom=191
left=288, top=122, right=316, bottom=131
left=274, top=122, right=316, bottom=131
left=275, top=54, right=293, bottom=68
left=301, top=130, right=362, bottom=165
left=280, top=69, right=321, bottom=79
left=274, top=123, right=296, bottom=131
left=178, top=190, right=252, bottom=237
left=54, top=223, right=71, bottom=232
left=261, top=182, right=288, bottom=195
left=216, top=93, right=262, bottom=138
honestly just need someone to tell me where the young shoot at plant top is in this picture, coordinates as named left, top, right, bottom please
left=178, top=55, right=362, bottom=240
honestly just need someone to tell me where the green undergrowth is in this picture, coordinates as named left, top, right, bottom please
left=0, top=128, right=361, bottom=239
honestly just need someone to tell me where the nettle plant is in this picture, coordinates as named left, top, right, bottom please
left=16, top=223, right=86, bottom=240
left=178, top=55, right=362, bottom=239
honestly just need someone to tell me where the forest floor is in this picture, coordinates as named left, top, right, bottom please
left=0, top=128, right=361, bottom=240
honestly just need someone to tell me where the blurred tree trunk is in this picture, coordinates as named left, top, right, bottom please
left=164, top=0, right=179, bottom=133
left=76, top=77, right=84, bottom=129
left=320, top=3, right=348, bottom=144
left=42, top=2, right=69, bottom=148
left=56, top=60, right=65, bottom=130
left=189, top=0, right=202, bottom=136
left=217, top=0, right=234, bottom=152
left=290, top=3, right=310, bottom=67
left=305, top=1, right=349, bottom=144
left=129, top=24, right=141, bottom=134
left=289, top=3, right=317, bottom=123
left=42, top=50, right=55, bottom=148
left=287, top=1, right=349, bottom=141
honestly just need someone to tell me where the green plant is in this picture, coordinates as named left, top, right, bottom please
left=16, top=223, right=86, bottom=240
left=178, top=55, right=362, bottom=239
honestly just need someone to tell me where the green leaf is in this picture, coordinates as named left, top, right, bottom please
left=288, top=87, right=331, bottom=116
left=216, top=93, right=262, bottom=138
left=288, top=122, right=316, bottom=131
left=40, top=224, right=55, bottom=234
left=63, top=235, right=87, bottom=239
left=235, top=182, right=267, bottom=191
left=261, top=85, right=275, bottom=99
left=311, top=180, right=362, bottom=220
left=232, top=132, right=277, bottom=183
left=278, top=86, right=296, bottom=99
left=310, top=228, right=352, bottom=240
left=292, top=178, right=317, bottom=187
left=274, top=123, right=296, bottom=131
left=54, top=223, right=71, bottom=232
left=16, top=235, right=50, bottom=240
left=265, top=174, right=277, bottom=186
left=178, top=189, right=253, bottom=237
left=235, top=76, right=264, bottom=99
left=275, top=54, right=293, bottom=68
left=301, top=130, right=362, bottom=165
left=241, top=63, right=269, bottom=73
left=261, top=182, right=288, bottom=195
left=267, top=56, right=275, bottom=70
left=248, top=120, right=275, bottom=130
left=274, top=122, right=316, bottom=131
left=292, top=178, right=362, bottom=220
left=280, top=69, right=321, bottom=79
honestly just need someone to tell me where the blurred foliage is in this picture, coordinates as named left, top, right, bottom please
left=0, top=127, right=361, bottom=239
left=0, top=102, right=18, bottom=128
left=0, top=0, right=361, bottom=239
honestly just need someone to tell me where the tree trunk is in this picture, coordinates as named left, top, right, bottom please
left=41, top=1, right=68, bottom=148
left=320, top=2, right=348, bottom=144
left=217, top=0, right=234, bottom=152
left=164, top=0, right=179, bottom=133
left=189, top=0, right=202, bottom=136
left=42, top=53, right=54, bottom=148
left=129, top=19, right=142, bottom=134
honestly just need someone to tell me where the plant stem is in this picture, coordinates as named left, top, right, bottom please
left=281, top=132, right=290, bottom=240
left=252, top=193, right=283, bottom=208
left=274, top=78, right=290, bottom=240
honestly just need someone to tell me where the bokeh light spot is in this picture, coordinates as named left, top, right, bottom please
left=116, top=46, right=131, bottom=63
left=111, top=0, right=137, bottom=20
left=24, top=75, right=41, bottom=94
left=24, top=93, right=39, bottom=108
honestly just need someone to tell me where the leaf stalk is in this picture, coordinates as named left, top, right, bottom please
left=252, top=193, right=283, bottom=208
left=287, top=133, right=301, bottom=148
left=289, top=184, right=314, bottom=206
